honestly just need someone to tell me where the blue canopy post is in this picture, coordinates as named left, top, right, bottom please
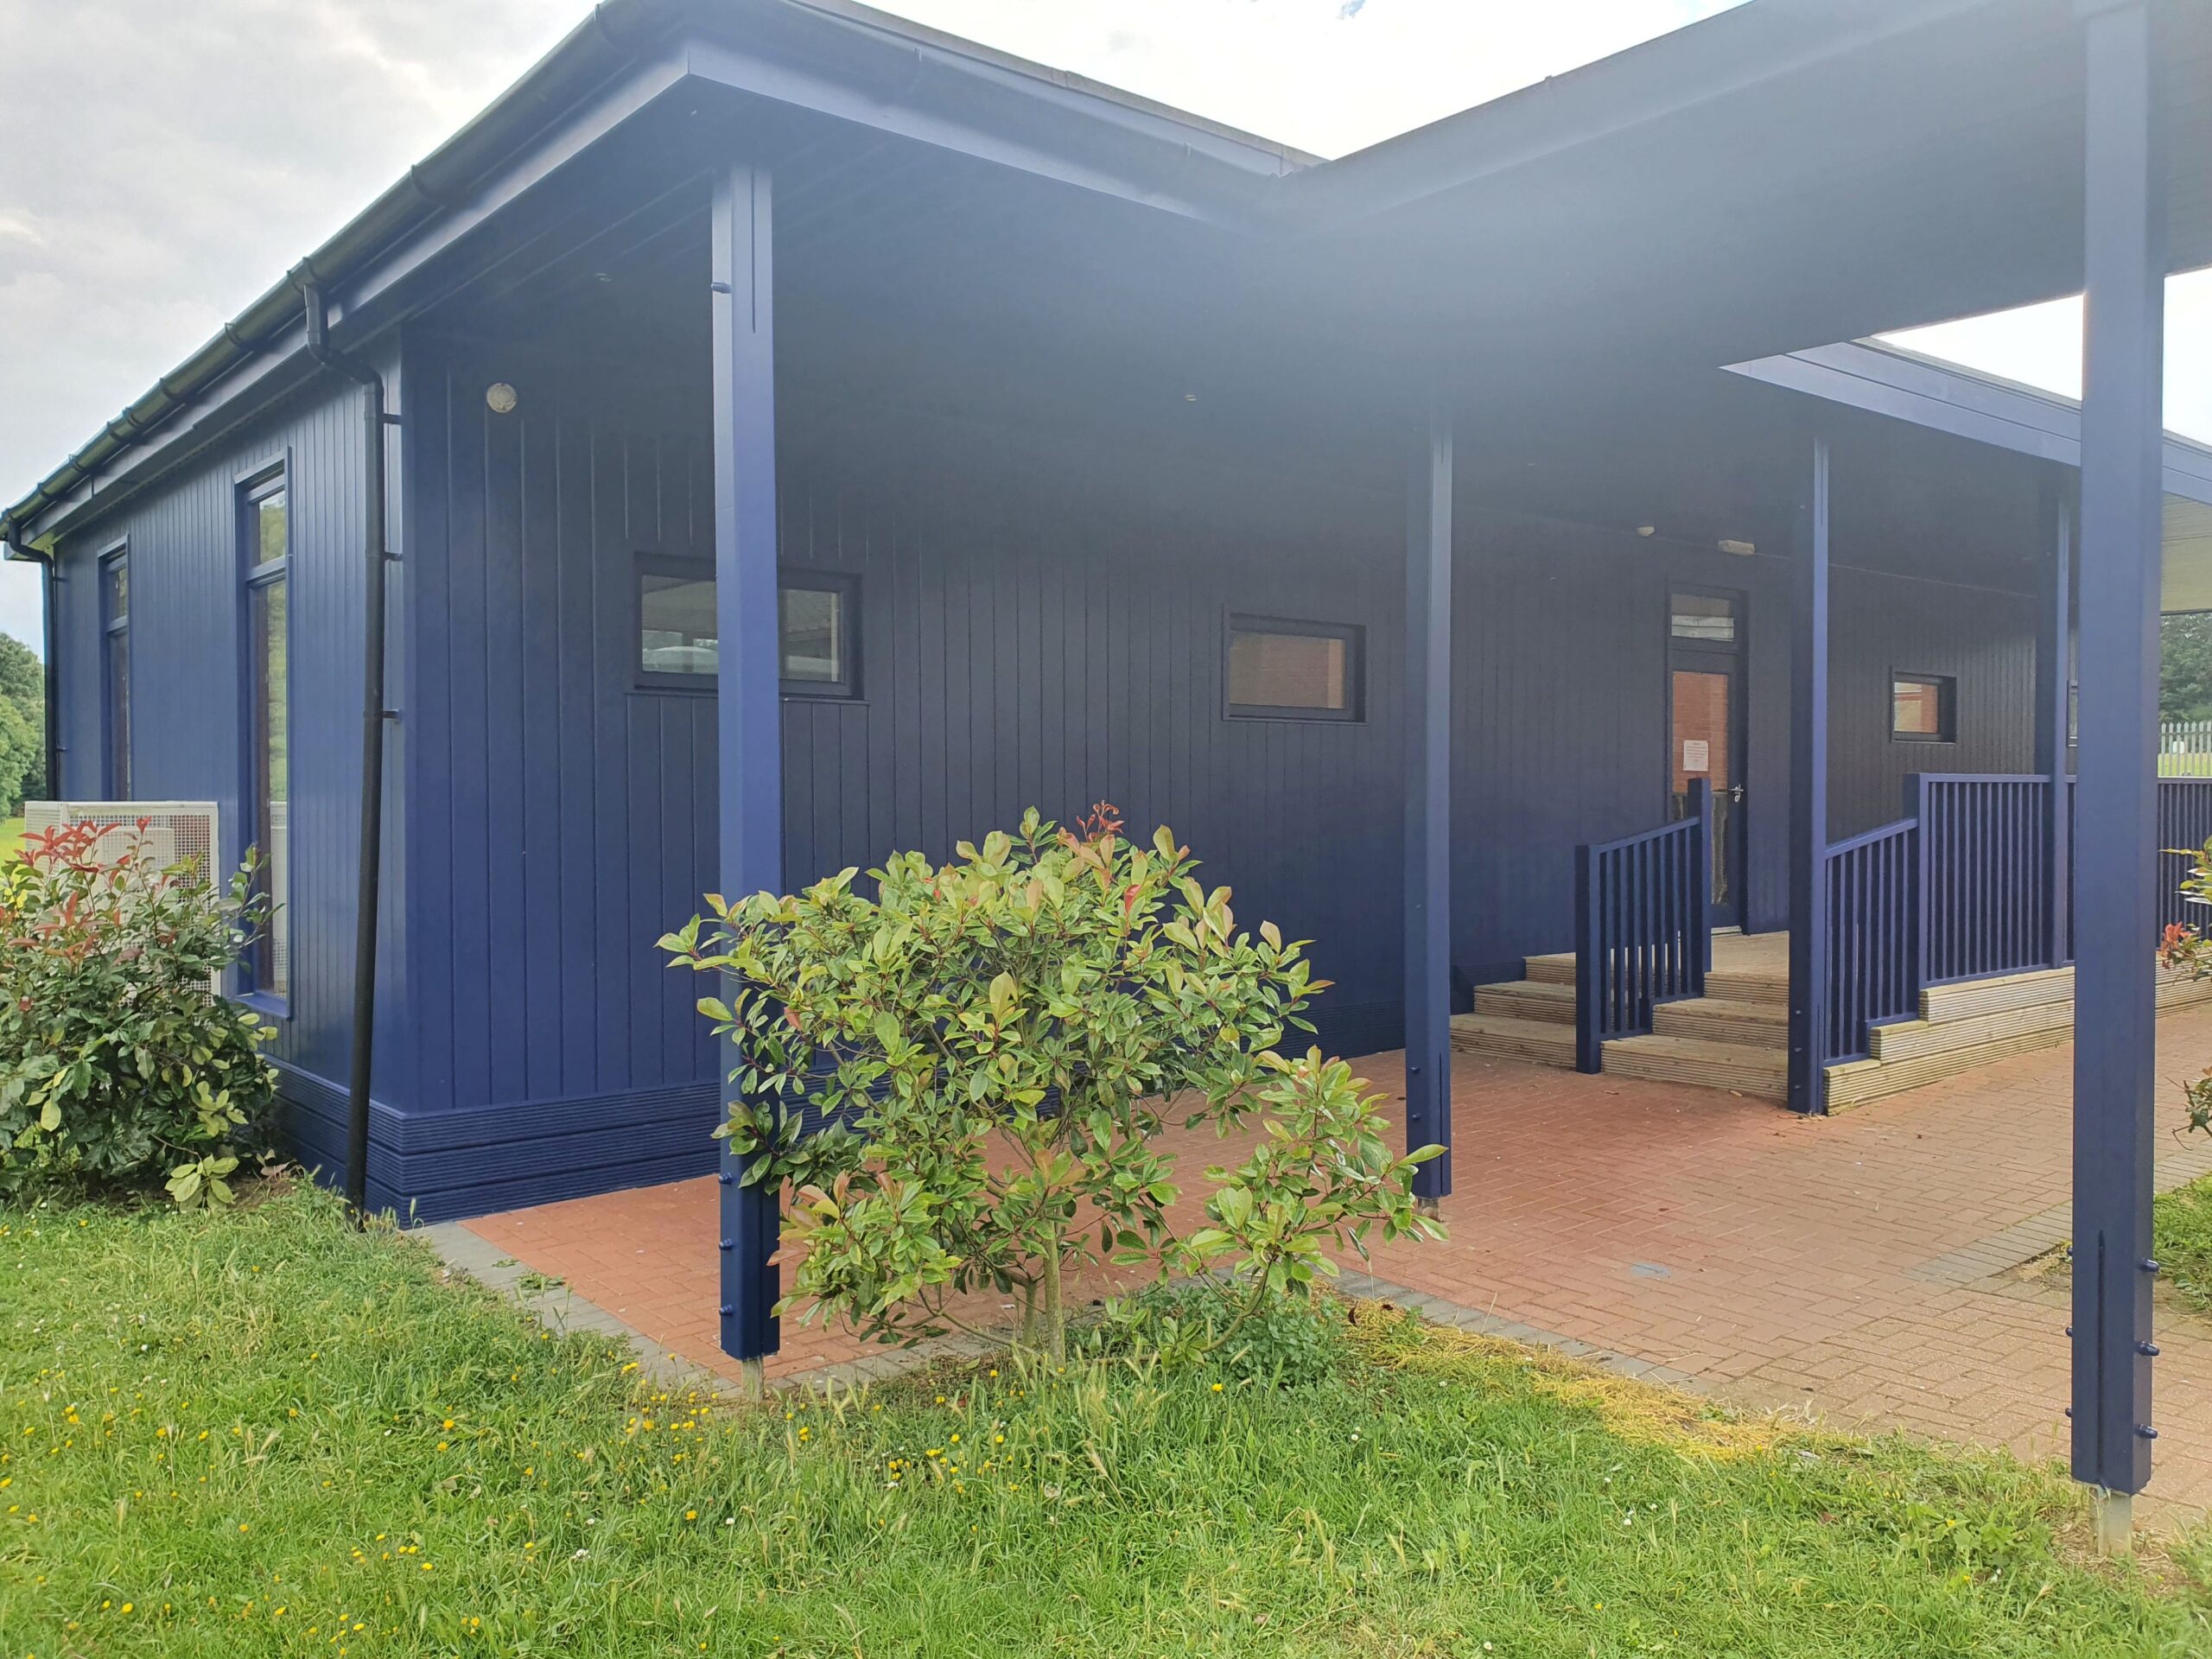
left=2036, top=479, right=2074, bottom=969
left=1786, top=435, right=1831, bottom=1116
left=1405, top=396, right=1454, bottom=1207
left=709, top=159, right=784, bottom=1399
left=2071, top=0, right=2166, bottom=1554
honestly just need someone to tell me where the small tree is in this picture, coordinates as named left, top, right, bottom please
left=662, top=805, right=1441, bottom=1361
left=0, top=820, right=276, bottom=1205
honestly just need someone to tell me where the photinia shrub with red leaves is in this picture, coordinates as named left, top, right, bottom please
left=661, top=804, right=1441, bottom=1363
left=0, top=821, right=275, bottom=1205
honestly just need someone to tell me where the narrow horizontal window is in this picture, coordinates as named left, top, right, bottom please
left=1226, top=615, right=1362, bottom=721
left=1670, top=593, right=1736, bottom=644
left=1892, top=673, right=1956, bottom=742
left=635, top=559, right=861, bottom=697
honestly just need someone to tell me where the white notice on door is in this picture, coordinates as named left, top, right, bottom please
left=1681, top=739, right=1710, bottom=772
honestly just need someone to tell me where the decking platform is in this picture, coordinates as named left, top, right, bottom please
left=1452, top=931, right=2212, bottom=1108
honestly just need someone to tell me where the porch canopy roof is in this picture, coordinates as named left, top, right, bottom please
left=1731, top=340, right=2212, bottom=611
left=5, top=0, right=2209, bottom=549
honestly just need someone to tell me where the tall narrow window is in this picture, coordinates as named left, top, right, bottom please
left=242, top=470, right=289, bottom=1001
left=100, top=549, right=130, bottom=798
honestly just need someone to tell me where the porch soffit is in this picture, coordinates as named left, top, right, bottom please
left=1725, top=340, right=2212, bottom=614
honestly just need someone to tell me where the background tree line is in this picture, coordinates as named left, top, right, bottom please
left=0, top=632, right=45, bottom=817
left=2165, top=613, right=2212, bottom=726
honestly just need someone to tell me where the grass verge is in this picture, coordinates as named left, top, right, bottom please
left=3, top=1183, right=2209, bottom=1656
left=2157, top=1169, right=2212, bottom=1318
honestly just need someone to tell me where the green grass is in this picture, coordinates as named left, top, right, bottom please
left=2156, top=1171, right=2212, bottom=1318
left=0, top=817, right=21, bottom=861
left=3, top=1187, right=2209, bottom=1657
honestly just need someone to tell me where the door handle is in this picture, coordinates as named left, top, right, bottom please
left=1730, top=785, right=1745, bottom=804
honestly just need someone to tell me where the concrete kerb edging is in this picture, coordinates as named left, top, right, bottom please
left=420, top=1219, right=1743, bottom=1413
left=419, top=1220, right=1000, bottom=1399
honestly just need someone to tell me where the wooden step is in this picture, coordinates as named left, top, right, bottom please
left=1870, top=998, right=2075, bottom=1063
left=1449, top=1013, right=1577, bottom=1068
left=1920, top=967, right=2072, bottom=1024
left=1599, top=1033, right=1788, bottom=1102
left=1651, top=997, right=1787, bottom=1048
left=1703, top=966, right=1788, bottom=1007
left=1523, top=952, right=1576, bottom=987
left=2158, top=967, right=2212, bottom=1010
left=1472, top=981, right=1577, bottom=1026
left=1825, top=1022, right=2076, bottom=1110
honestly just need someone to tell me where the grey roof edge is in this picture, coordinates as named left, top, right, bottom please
left=0, top=0, right=1314, bottom=552
left=1726, top=339, right=2212, bottom=506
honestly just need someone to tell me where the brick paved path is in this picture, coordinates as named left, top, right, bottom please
left=461, top=1001, right=2212, bottom=1521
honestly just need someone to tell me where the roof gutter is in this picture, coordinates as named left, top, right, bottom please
left=0, top=0, right=690, bottom=547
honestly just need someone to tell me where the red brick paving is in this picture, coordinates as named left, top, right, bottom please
left=463, top=1001, right=2212, bottom=1522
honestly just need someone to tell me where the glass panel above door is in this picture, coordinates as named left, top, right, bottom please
left=1669, top=593, right=1736, bottom=644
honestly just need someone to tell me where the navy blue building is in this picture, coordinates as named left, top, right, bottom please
left=6, top=0, right=2209, bottom=1497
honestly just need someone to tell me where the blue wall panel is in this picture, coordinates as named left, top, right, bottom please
left=49, top=350, right=408, bottom=1172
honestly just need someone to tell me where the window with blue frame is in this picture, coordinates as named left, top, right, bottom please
left=99, top=547, right=130, bottom=798
left=241, top=468, right=289, bottom=1002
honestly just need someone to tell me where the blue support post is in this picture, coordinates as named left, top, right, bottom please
left=1688, top=778, right=1713, bottom=988
left=2070, top=0, right=2164, bottom=1535
left=1405, top=396, right=1453, bottom=1201
left=1573, top=843, right=1602, bottom=1074
left=1786, top=436, right=1831, bottom=1115
left=2037, top=480, right=2075, bottom=969
left=709, top=160, right=783, bottom=1390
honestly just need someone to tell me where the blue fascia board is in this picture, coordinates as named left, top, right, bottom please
left=1726, top=340, right=2212, bottom=508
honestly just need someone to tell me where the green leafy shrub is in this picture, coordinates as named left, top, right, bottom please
left=0, top=819, right=275, bottom=1205
left=663, top=804, right=1443, bottom=1361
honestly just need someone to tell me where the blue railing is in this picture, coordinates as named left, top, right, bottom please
left=1573, top=779, right=1710, bottom=1072
left=1913, top=774, right=2059, bottom=985
left=1823, top=816, right=1920, bottom=1065
left=2158, top=778, right=2212, bottom=941
left=1821, top=774, right=2064, bottom=1065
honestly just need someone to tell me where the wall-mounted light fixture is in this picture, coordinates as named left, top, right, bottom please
left=1635, top=524, right=1657, bottom=537
left=486, top=382, right=518, bottom=415
left=1717, top=538, right=1756, bottom=556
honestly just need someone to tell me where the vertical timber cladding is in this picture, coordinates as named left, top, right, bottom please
left=44, top=366, right=399, bottom=1159
left=405, top=332, right=1412, bottom=1138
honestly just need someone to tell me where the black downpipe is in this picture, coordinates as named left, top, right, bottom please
left=295, top=270, right=389, bottom=1219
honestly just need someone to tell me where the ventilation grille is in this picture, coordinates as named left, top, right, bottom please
left=22, top=801, right=220, bottom=887
left=20, top=802, right=226, bottom=998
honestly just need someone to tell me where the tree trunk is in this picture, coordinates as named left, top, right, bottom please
left=1039, top=1231, right=1066, bottom=1365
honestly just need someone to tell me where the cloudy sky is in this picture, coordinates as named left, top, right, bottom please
left=2, top=0, right=2207, bottom=658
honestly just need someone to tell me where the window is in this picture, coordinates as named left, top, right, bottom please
left=635, top=559, right=861, bottom=697
left=100, top=548, right=130, bottom=798
left=1891, top=673, right=1956, bottom=742
left=1670, top=593, right=1737, bottom=645
left=241, top=469, right=289, bottom=1002
left=639, top=565, right=718, bottom=679
left=1225, top=615, right=1363, bottom=721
